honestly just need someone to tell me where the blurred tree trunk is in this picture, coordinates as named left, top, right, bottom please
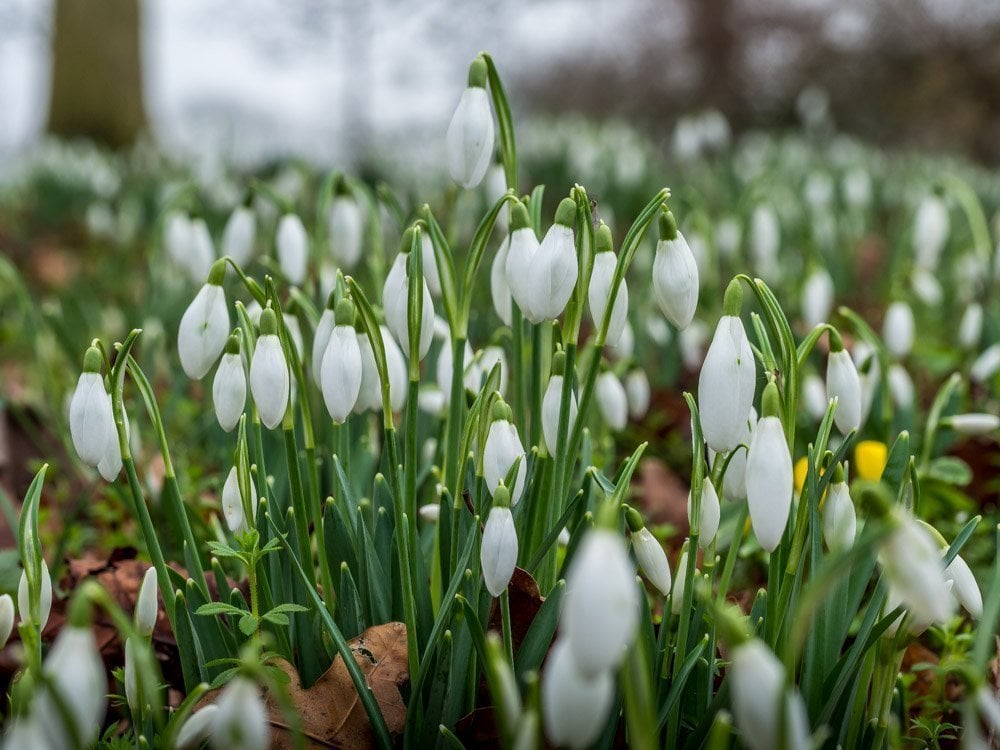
left=689, top=0, right=737, bottom=109
left=46, top=0, right=147, bottom=147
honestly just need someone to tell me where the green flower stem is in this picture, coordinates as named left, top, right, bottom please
left=283, top=423, right=316, bottom=587
left=500, top=589, right=514, bottom=669
left=305, top=444, right=336, bottom=616
left=529, top=323, right=544, bottom=451
left=716, top=504, right=748, bottom=603
left=511, top=308, right=527, bottom=432
left=122, top=457, right=175, bottom=629
left=405, top=376, right=421, bottom=553
left=443, top=335, right=468, bottom=499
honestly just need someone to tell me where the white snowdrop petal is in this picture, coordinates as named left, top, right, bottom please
left=826, top=349, right=862, bottom=434
left=70, top=372, right=113, bottom=466
left=276, top=214, right=308, bottom=285
left=688, top=478, right=721, bottom=547
left=212, top=353, right=246, bottom=432
left=632, top=527, right=671, bottom=595
left=321, top=326, right=363, bottom=423
left=178, top=284, right=230, bottom=380
left=249, top=334, right=290, bottom=429
left=745, top=416, right=793, bottom=552
left=596, top=372, right=628, bottom=431
left=698, top=316, right=756, bottom=454
left=541, top=639, right=615, bottom=750
left=481, top=507, right=518, bottom=597
left=652, top=233, right=699, bottom=329
left=446, top=87, right=495, bottom=190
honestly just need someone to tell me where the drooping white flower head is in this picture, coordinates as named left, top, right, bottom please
left=588, top=222, right=628, bottom=346
left=178, top=260, right=230, bottom=380
left=709, top=407, right=755, bottom=501
left=70, top=346, right=114, bottom=467
left=913, top=193, right=949, bottom=271
left=249, top=307, right=290, bottom=430
left=801, top=266, right=834, bottom=328
left=911, top=267, right=943, bottom=306
left=853, top=340, right=881, bottom=423
left=698, top=281, right=756, bottom=454
left=522, top=198, right=579, bottom=324
left=625, top=368, right=651, bottom=421
left=822, top=467, right=856, bottom=553
left=482, top=399, right=526, bottom=505
left=420, top=232, right=442, bottom=298
left=275, top=213, right=308, bottom=286
left=18, top=558, right=52, bottom=630
left=328, top=193, right=364, bottom=269
left=946, top=413, right=1000, bottom=436
left=320, top=300, right=363, bottom=424
left=746, top=383, right=793, bottom=552
left=688, top=477, right=721, bottom=548
left=802, top=372, right=828, bottom=422
left=541, top=355, right=579, bottom=454
left=36, top=624, right=107, bottom=749
left=124, top=636, right=139, bottom=713
left=883, top=301, right=914, bottom=358
left=730, top=638, right=811, bottom=750
left=490, top=235, right=513, bottom=326
left=541, top=638, right=615, bottom=750
left=210, top=336, right=245, bottom=434
left=652, top=209, right=699, bottom=330
left=481, top=486, right=518, bottom=597
left=670, top=546, right=694, bottom=616
left=135, top=566, right=159, bottom=637
left=626, top=508, right=671, bottom=596
left=311, top=302, right=336, bottom=386
left=959, top=303, right=983, bottom=350
left=177, top=705, right=220, bottom=750
left=826, top=334, right=862, bottom=434
left=221, top=205, right=256, bottom=267
left=446, top=56, right=495, bottom=190
left=562, top=528, right=638, bottom=677
left=971, top=343, right=1000, bottom=383
left=878, top=511, right=954, bottom=626
left=476, top=346, right=508, bottom=395
left=164, top=211, right=192, bottom=270
left=749, top=204, right=780, bottom=281
left=975, top=686, right=1000, bottom=737
left=435, top=336, right=478, bottom=408
left=504, top=203, right=542, bottom=321
left=887, top=363, right=914, bottom=411
left=383, top=228, right=435, bottom=360
left=355, top=326, right=407, bottom=413
left=222, top=466, right=257, bottom=534
left=186, top=218, right=216, bottom=286
left=596, top=371, right=628, bottom=432
left=943, top=549, right=982, bottom=618
left=0, top=594, right=13, bottom=650
left=842, top=166, right=872, bottom=208
left=211, top=676, right=270, bottom=750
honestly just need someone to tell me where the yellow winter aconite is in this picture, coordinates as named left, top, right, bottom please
left=794, top=457, right=809, bottom=494
left=855, top=440, right=888, bottom=480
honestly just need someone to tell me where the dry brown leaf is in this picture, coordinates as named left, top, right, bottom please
left=487, top=567, right=542, bottom=651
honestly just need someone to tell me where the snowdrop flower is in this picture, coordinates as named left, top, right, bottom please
left=801, top=266, right=834, bottom=328
left=730, top=639, right=810, bottom=750
left=541, top=639, right=614, bottom=750
left=18, top=559, right=52, bottom=629
left=943, top=550, right=982, bottom=618
left=320, top=300, right=363, bottom=423
left=749, top=204, right=780, bottom=281
left=482, top=399, right=526, bottom=505
left=211, top=676, right=269, bottom=750
left=383, top=227, right=435, bottom=360
left=418, top=387, right=446, bottom=415
left=945, top=413, right=1000, bottom=436
left=96, top=408, right=125, bottom=482
left=70, top=346, right=114, bottom=466
left=645, top=315, right=672, bottom=346
left=124, top=637, right=139, bottom=712
left=132, top=566, right=159, bottom=638
left=883, top=301, right=914, bottom=358
left=971, top=343, right=1000, bottom=383
left=0, top=594, right=13, bottom=649
left=710, top=408, right=755, bottom=501
left=802, top=372, right=828, bottom=422
left=186, top=218, right=216, bottom=285
left=36, top=624, right=107, bottom=749
left=959, top=303, right=983, bottom=350
left=177, top=705, right=219, bottom=750
left=435, top=337, right=477, bottom=406
left=822, top=465, right=856, bottom=552
left=249, top=307, right=290, bottom=429
left=275, top=213, right=308, bottom=285
left=222, top=467, right=256, bottom=534
left=212, top=335, right=246, bottom=432
left=698, top=281, right=756, bottom=454
left=178, top=260, right=230, bottom=380
left=507, top=198, right=579, bottom=324
left=588, top=222, right=628, bottom=346
left=596, top=371, right=628, bottom=431
left=355, top=326, right=407, bottom=413
left=283, top=313, right=304, bottom=360
left=311, top=293, right=338, bottom=386
left=853, top=340, right=881, bottom=422
left=975, top=686, right=1000, bottom=736
left=164, top=211, right=192, bottom=269
left=627, top=513, right=671, bottom=596
left=221, top=205, right=256, bottom=267
left=670, top=547, right=694, bottom=616
left=328, top=194, right=363, bottom=269
left=913, top=193, right=949, bottom=271
left=610, top=319, right=635, bottom=361
left=420, top=232, right=442, bottom=297
left=826, top=332, right=862, bottom=434
left=688, top=478, right=721, bottom=547
left=446, top=56, right=495, bottom=190
left=490, top=236, right=512, bottom=325
left=563, top=528, right=638, bottom=677
left=887, top=363, right=915, bottom=411
left=679, top=320, right=709, bottom=370
left=477, top=346, right=508, bottom=395
left=541, top=353, right=578, bottom=453
left=652, top=209, right=699, bottom=329
left=715, top=216, right=742, bottom=260
left=843, top=166, right=872, bottom=208
left=879, top=511, right=953, bottom=626
left=504, top=202, right=542, bottom=320
left=481, top=484, right=518, bottom=597
left=625, top=368, right=650, bottom=420
left=746, top=383, right=793, bottom=552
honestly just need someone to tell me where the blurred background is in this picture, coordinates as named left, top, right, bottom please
left=2, top=0, right=1000, bottom=169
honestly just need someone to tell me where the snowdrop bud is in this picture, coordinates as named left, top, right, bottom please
left=490, top=236, right=513, bottom=325
left=749, top=205, right=780, bottom=281
left=0, top=595, right=12, bottom=649
left=483, top=400, right=527, bottom=504
left=699, top=281, right=756, bottom=453
left=541, top=639, right=614, bottom=750
left=746, top=383, right=793, bottom=552
left=178, top=260, right=230, bottom=380
left=222, top=467, right=256, bottom=534
left=383, top=229, right=435, bottom=360
left=588, top=223, right=628, bottom=346
left=249, top=308, right=289, bottom=429
left=913, top=194, right=949, bottom=271
left=670, top=547, right=693, bottom=616
left=328, top=194, right=363, bottom=269
left=826, top=332, right=862, bottom=434
left=946, top=413, right=999, bottom=436
left=523, top=198, right=578, bottom=323
left=135, top=566, right=158, bottom=637
left=822, top=465, right=856, bottom=552
left=320, top=300, right=363, bottom=423
left=18, top=558, right=52, bottom=629
left=943, top=551, right=982, bottom=618
left=541, top=353, right=578, bottom=452
left=730, top=639, right=810, bottom=750
left=652, top=209, right=699, bottom=329
left=187, top=218, right=216, bottom=285
left=446, top=56, right=495, bottom=189
left=505, top=202, right=542, bottom=321
left=481, top=486, right=517, bottom=597
left=959, top=303, right=983, bottom=350
left=801, top=267, right=834, bottom=328
left=276, top=213, right=308, bottom=285
left=625, top=368, right=650, bottom=420
left=221, top=205, right=256, bottom=267
left=710, top=407, right=755, bottom=501
left=883, top=301, right=914, bottom=358
left=971, top=343, right=1000, bottom=383
left=688, top=478, right=721, bottom=547
left=887, top=363, right=914, bottom=411
left=97, top=399, right=129, bottom=482
left=124, top=636, right=139, bottom=712
left=70, top=346, right=113, bottom=466
left=625, top=507, right=671, bottom=595
left=418, top=503, right=441, bottom=523
left=595, top=371, right=628, bottom=431
left=879, top=511, right=953, bottom=626
left=563, top=528, right=638, bottom=676
left=802, top=372, right=828, bottom=422
left=37, top=624, right=107, bottom=749
left=213, top=335, right=246, bottom=432
left=211, top=676, right=270, bottom=750
left=177, top=705, right=219, bottom=750
left=311, top=296, right=336, bottom=385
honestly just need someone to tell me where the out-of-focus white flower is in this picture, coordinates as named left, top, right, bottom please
left=596, top=371, right=628, bottom=432
left=211, top=676, right=270, bottom=750
left=18, top=558, right=52, bottom=629
left=911, top=267, right=943, bottom=306
left=913, top=194, right=949, bottom=271
left=887, top=363, right=914, bottom=411
left=164, top=211, right=192, bottom=270
left=709, top=407, right=755, bottom=501
left=418, top=503, right=441, bottom=523
left=959, top=303, right=983, bottom=350
left=883, top=301, right=914, bottom=358
left=746, top=384, right=793, bottom=552
left=135, top=567, right=158, bottom=637
left=311, top=305, right=336, bottom=385
left=853, top=340, right=881, bottom=422
left=483, top=401, right=527, bottom=504
left=801, top=267, right=834, bottom=328
left=541, top=639, right=614, bottom=750
left=476, top=346, right=508, bottom=395
left=383, top=234, right=435, bottom=360
left=275, top=213, right=308, bottom=286
left=609, top=319, right=634, bottom=361
left=730, top=639, right=811, bottom=750
left=446, top=57, right=495, bottom=190
left=355, top=326, right=407, bottom=413
left=679, top=319, right=709, bottom=370
left=491, top=236, right=513, bottom=325
left=715, top=216, right=742, bottom=260
left=221, top=205, right=256, bottom=267
left=670, top=547, right=693, bottom=616
left=186, top=218, right=216, bottom=285
left=213, top=337, right=246, bottom=433
left=645, top=315, right=672, bottom=346
left=249, top=309, right=290, bottom=429
left=588, top=223, right=628, bottom=346
left=688, top=478, right=721, bottom=547
left=320, top=302, right=363, bottom=424
left=0, top=594, right=13, bottom=649
left=178, top=264, right=230, bottom=380
left=827, top=339, right=862, bottom=434
left=36, top=625, right=107, bottom=749
left=946, top=413, right=999, bottom=436
left=971, top=343, right=1000, bottom=383
left=630, top=523, right=671, bottom=596
left=541, top=368, right=578, bottom=453
left=563, top=529, right=638, bottom=677
left=70, top=347, right=114, bottom=467
left=975, top=686, right=1000, bottom=736
left=177, top=705, right=219, bottom=750
left=481, top=489, right=517, bottom=597
left=943, top=551, right=982, bottom=618
left=879, top=511, right=953, bottom=626
left=823, top=473, right=856, bottom=552
left=802, top=372, right=828, bottom=422
left=222, top=467, right=256, bottom=534
left=749, top=205, right=780, bottom=281
left=843, top=166, right=872, bottom=208
left=507, top=199, right=578, bottom=324
left=435, top=337, right=478, bottom=407
left=652, top=210, right=699, bottom=330
left=625, top=368, right=650, bottom=420
left=328, top=194, right=363, bottom=269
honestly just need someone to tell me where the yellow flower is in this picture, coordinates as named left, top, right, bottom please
left=855, top=440, right=888, bottom=481
left=794, top=457, right=809, bottom=494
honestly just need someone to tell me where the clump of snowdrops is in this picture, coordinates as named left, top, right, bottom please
left=3, top=53, right=1000, bottom=750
